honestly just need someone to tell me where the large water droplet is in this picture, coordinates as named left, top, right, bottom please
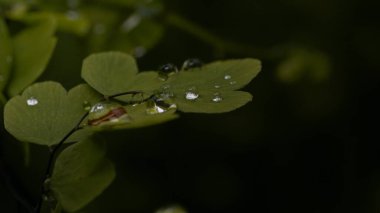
left=158, top=64, right=178, bottom=81
left=224, top=74, right=232, bottom=80
left=185, top=92, right=199, bottom=100
left=146, top=98, right=177, bottom=115
left=212, top=93, right=223, bottom=103
left=26, top=97, right=38, bottom=106
left=182, top=58, right=203, bottom=70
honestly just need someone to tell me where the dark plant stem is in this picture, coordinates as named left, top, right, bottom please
left=34, top=91, right=153, bottom=212
left=34, top=112, right=89, bottom=213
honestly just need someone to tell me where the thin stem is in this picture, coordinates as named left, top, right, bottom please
left=34, top=112, right=89, bottom=213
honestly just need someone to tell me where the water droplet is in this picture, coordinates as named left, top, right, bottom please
left=88, top=102, right=129, bottom=126
left=26, top=97, right=38, bottom=106
left=214, top=85, right=221, bottom=89
left=224, top=74, right=232, bottom=80
left=185, top=91, right=199, bottom=100
left=212, top=93, right=223, bottom=103
left=66, top=10, right=79, bottom=20
left=160, top=63, right=178, bottom=73
left=146, top=98, right=177, bottom=115
left=158, top=64, right=178, bottom=81
left=182, top=58, right=203, bottom=70
left=83, top=101, right=91, bottom=111
left=229, top=81, right=237, bottom=85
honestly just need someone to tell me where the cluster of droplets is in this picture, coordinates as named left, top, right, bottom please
left=146, top=84, right=177, bottom=115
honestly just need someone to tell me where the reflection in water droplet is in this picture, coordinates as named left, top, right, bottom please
left=182, top=58, right=203, bottom=70
left=185, top=92, right=199, bottom=100
left=26, top=97, right=38, bottom=106
left=89, top=102, right=104, bottom=113
left=230, top=81, right=237, bottom=85
left=212, top=93, right=223, bottom=103
left=66, top=10, right=79, bottom=20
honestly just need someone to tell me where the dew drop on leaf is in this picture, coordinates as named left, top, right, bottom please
left=229, top=81, right=237, bottom=85
left=146, top=97, right=177, bottom=115
left=224, top=74, right=232, bottom=80
left=185, top=91, right=199, bottom=100
left=214, top=84, right=221, bottom=89
left=212, top=93, right=223, bottom=103
left=185, top=86, right=199, bottom=100
left=26, top=97, right=38, bottom=106
left=158, top=64, right=178, bottom=80
left=182, top=58, right=203, bottom=70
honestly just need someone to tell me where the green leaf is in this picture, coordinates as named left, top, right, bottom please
left=167, top=59, right=261, bottom=91
left=0, top=18, right=12, bottom=94
left=4, top=82, right=102, bottom=146
left=81, top=52, right=139, bottom=96
left=51, top=139, right=115, bottom=212
left=165, top=59, right=261, bottom=113
left=82, top=52, right=261, bottom=114
left=6, top=18, right=57, bottom=97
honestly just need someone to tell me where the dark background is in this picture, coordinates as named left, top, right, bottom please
left=1, top=0, right=380, bottom=212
